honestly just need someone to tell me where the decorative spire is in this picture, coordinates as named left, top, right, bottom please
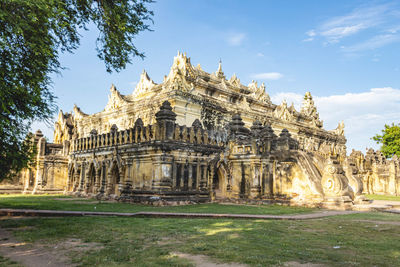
left=133, top=69, right=156, bottom=97
left=300, top=92, right=323, bottom=128
left=250, top=120, right=264, bottom=138
left=228, top=113, right=250, bottom=138
left=105, top=84, right=126, bottom=111
left=215, top=59, right=225, bottom=79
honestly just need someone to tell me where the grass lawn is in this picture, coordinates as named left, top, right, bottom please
left=1, top=212, right=400, bottom=266
left=0, top=256, right=21, bottom=267
left=366, top=194, right=400, bottom=202
left=0, top=194, right=314, bottom=215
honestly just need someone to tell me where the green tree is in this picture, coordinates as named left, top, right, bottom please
left=372, top=123, right=400, bottom=158
left=0, top=0, right=153, bottom=180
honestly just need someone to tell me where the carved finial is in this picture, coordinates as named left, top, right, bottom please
left=110, top=124, right=118, bottom=133
left=192, top=119, right=203, bottom=129
left=155, top=101, right=177, bottom=122
left=90, top=129, right=98, bottom=136
left=134, top=118, right=144, bottom=128
left=215, top=59, right=225, bottom=79
left=35, top=129, right=44, bottom=138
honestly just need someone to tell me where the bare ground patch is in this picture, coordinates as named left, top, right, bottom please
left=353, top=219, right=400, bottom=226
left=172, top=252, right=248, bottom=267
left=283, top=262, right=327, bottom=267
left=0, top=227, right=103, bottom=267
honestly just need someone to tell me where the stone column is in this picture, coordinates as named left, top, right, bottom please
left=199, top=164, right=207, bottom=191
left=98, top=164, right=106, bottom=194
left=73, top=168, right=80, bottom=192
left=94, top=168, right=101, bottom=194
left=188, top=160, right=193, bottom=190
left=209, top=165, right=215, bottom=191
left=172, top=160, right=177, bottom=190
left=64, top=168, right=71, bottom=193
left=195, top=158, right=201, bottom=190
left=84, top=167, right=91, bottom=194
left=77, top=163, right=86, bottom=192
left=132, top=158, right=139, bottom=189
left=117, top=166, right=125, bottom=197
left=180, top=162, right=185, bottom=189
left=121, top=160, right=132, bottom=197
left=105, top=171, right=113, bottom=195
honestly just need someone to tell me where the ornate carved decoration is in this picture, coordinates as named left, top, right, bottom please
left=229, top=73, right=241, bottom=88
left=274, top=100, right=295, bottom=122
left=214, top=60, right=225, bottom=79
left=105, top=85, right=128, bottom=111
left=133, top=70, right=156, bottom=97
left=53, top=110, right=74, bottom=144
left=300, top=92, right=323, bottom=128
left=334, top=121, right=345, bottom=136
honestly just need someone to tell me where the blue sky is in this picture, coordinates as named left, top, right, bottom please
left=34, top=0, right=400, bottom=153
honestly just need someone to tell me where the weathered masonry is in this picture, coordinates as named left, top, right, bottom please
left=2, top=52, right=397, bottom=206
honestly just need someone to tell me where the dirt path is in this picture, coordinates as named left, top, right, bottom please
left=173, top=252, right=248, bottom=267
left=0, top=208, right=361, bottom=220
left=0, top=227, right=71, bottom=267
left=0, top=226, right=103, bottom=267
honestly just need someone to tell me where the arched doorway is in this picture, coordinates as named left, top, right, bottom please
left=213, top=164, right=227, bottom=199
left=68, top=167, right=75, bottom=192
left=109, top=162, right=120, bottom=196
left=87, top=164, right=96, bottom=194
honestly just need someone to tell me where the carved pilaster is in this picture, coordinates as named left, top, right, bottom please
left=121, top=160, right=133, bottom=197
left=250, top=163, right=261, bottom=199
left=152, top=155, right=173, bottom=191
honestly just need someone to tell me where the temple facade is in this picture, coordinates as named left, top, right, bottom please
left=2, top=52, right=398, bottom=206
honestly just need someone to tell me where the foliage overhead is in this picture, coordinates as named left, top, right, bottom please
left=372, top=123, right=400, bottom=158
left=0, top=0, right=154, bottom=180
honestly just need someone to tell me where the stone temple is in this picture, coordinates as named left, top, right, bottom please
left=1, top=52, right=399, bottom=207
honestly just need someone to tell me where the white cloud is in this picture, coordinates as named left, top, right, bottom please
left=386, top=25, right=400, bottom=34
left=257, top=52, right=265, bottom=57
left=270, top=87, right=400, bottom=152
left=305, top=4, right=397, bottom=45
left=251, top=72, right=283, bottom=80
left=226, top=32, right=246, bottom=46
left=303, top=30, right=317, bottom=42
left=321, top=23, right=367, bottom=43
left=341, top=34, right=400, bottom=52
left=303, top=37, right=314, bottom=42
left=306, top=30, right=316, bottom=37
